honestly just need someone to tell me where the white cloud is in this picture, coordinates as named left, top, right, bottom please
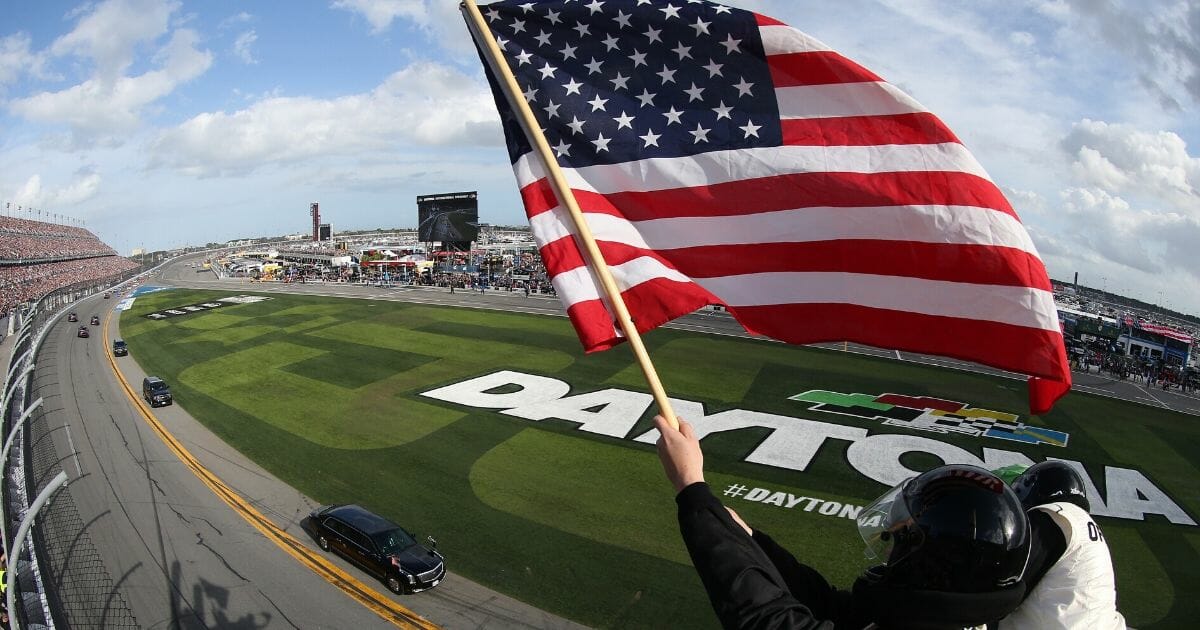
left=1062, top=119, right=1200, bottom=214
left=1032, top=0, right=1071, bottom=20
left=1059, top=0, right=1200, bottom=110
left=147, top=61, right=501, bottom=176
left=233, top=30, right=258, bottom=64
left=1009, top=31, right=1036, bottom=48
left=10, top=29, right=213, bottom=143
left=1061, top=186, right=1132, bottom=219
left=1055, top=186, right=1200, bottom=278
left=219, top=11, right=254, bottom=30
left=1070, top=146, right=1129, bottom=192
left=331, top=0, right=477, bottom=55
left=0, top=33, right=52, bottom=90
left=330, top=0, right=430, bottom=33
left=1137, top=210, right=1200, bottom=281
left=12, top=172, right=102, bottom=209
left=49, top=0, right=181, bottom=82
left=1003, top=187, right=1048, bottom=216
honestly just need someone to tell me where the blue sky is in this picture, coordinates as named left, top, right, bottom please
left=2, top=0, right=1198, bottom=316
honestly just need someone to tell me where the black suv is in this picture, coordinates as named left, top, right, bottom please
left=142, top=376, right=173, bottom=407
left=112, top=339, right=128, bottom=357
left=309, top=504, right=445, bottom=594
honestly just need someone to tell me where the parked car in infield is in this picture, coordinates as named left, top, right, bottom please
left=308, top=504, right=445, bottom=594
left=112, top=339, right=128, bottom=356
left=77, top=326, right=89, bottom=338
left=142, top=376, right=173, bottom=407
left=67, top=312, right=78, bottom=322
left=90, top=315, right=100, bottom=325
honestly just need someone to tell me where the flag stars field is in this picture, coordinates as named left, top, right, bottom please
left=485, top=0, right=781, bottom=166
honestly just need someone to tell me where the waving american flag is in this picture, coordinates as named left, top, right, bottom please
left=466, top=0, right=1071, bottom=414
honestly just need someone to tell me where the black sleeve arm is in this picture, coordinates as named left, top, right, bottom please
left=1022, top=509, right=1067, bottom=594
left=751, top=530, right=843, bottom=620
left=675, top=482, right=834, bottom=630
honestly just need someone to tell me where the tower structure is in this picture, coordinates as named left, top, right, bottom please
left=310, top=202, right=320, bottom=242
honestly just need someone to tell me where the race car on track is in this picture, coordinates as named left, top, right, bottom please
left=77, top=326, right=89, bottom=338
left=90, top=315, right=100, bottom=326
left=67, top=312, right=78, bottom=322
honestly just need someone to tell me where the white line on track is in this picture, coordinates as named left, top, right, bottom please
left=1134, top=384, right=1170, bottom=408
left=63, top=423, right=83, bottom=476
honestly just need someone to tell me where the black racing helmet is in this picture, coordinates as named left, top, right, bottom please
left=857, top=464, right=1031, bottom=593
left=1011, top=460, right=1091, bottom=512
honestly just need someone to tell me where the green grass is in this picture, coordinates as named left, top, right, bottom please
left=119, top=289, right=1200, bottom=629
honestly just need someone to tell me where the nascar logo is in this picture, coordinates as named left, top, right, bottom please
left=788, top=390, right=1070, bottom=447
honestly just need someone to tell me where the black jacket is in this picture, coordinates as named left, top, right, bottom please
left=675, top=482, right=1028, bottom=629
left=676, top=482, right=833, bottom=629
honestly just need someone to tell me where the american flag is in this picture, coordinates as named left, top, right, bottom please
left=1135, top=321, right=1193, bottom=344
left=467, top=0, right=1071, bottom=413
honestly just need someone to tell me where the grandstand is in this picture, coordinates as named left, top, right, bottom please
left=0, top=216, right=138, bottom=316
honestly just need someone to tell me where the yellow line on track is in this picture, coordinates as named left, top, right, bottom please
left=101, top=306, right=438, bottom=629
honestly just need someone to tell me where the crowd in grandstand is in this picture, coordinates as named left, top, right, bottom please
left=0, top=216, right=92, bottom=239
left=0, top=232, right=117, bottom=260
left=0, top=216, right=116, bottom=259
left=0, top=216, right=137, bottom=315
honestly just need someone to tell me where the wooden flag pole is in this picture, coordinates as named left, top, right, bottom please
left=461, top=0, right=679, bottom=430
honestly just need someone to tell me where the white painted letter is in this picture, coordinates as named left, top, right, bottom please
left=763, top=492, right=787, bottom=506
left=846, top=434, right=984, bottom=486
left=421, top=370, right=569, bottom=409
left=745, top=488, right=770, bottom=502
left=503, top=388, right=653, bottom=438
left=634, top=406, right=867, bottom=473
left=785, top=495, right=807, bottom=509
left=1095, top=466, right=1196, bottom=526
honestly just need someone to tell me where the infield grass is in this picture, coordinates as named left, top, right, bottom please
left=119, top=289, right=1200, bottom=629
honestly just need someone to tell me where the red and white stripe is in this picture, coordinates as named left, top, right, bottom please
left=1137, top=322, right=1193, bottom=344
left=500, top=12, right=1071, bottom=412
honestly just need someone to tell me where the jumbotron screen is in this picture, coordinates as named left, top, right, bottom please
left=417, top=192, right=479, bottom=246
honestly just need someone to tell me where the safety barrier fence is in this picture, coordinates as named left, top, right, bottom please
left=2, top=272, right=142, bottom=629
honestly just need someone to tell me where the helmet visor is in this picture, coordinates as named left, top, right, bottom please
left=857, top=479, right=914, bottom=562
